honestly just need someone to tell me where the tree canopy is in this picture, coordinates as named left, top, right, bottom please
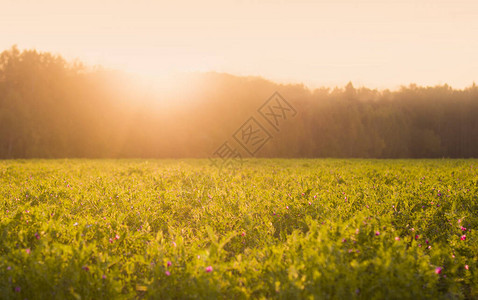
left=1, top=46, right=477, bottom=158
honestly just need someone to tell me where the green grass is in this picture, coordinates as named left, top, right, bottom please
left=1, top=159, right=477, bottom=299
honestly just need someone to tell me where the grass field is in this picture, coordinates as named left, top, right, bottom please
left=0, top=159, right=477, bottom=299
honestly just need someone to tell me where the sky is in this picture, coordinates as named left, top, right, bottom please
left=1, top=0, right=477, bottom=90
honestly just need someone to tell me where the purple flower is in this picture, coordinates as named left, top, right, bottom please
left=167, top=261, right=172, bottom=267
left=435, top=267, right=442, bottom=274
left=206, top=266, right=213, bottom=273
left=165, top=270, right=171, bottom=276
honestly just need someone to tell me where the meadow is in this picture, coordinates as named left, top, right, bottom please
left=0, top=159, right=477, bottom=299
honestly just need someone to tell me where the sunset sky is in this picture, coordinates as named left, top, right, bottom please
left=1, top=0, right=477, bottom=89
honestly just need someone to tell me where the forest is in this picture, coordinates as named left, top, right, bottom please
left=1, top=46, right=477, bottom=159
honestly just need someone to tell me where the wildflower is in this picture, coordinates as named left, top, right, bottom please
left=286, top=206, right=289, bottom=209
left=7, top=266, right=11, bottom=270
left=395, top=237, right=400, bottom=241
left=435, top=267, right=442, bottom=274
left=206, top=266, right=213, bottom=273
left=82, top=266, right=89, bottom=271
left=461, top=235, right=466, bottom=241
left=426, top=239, right=429, bottom=244
left=465, top=265, right=469, bottom=270
left=115, top=234, right=120, bottom=240
left=102, top=274, right=107, bottom=279
left=167, top=261, right=172, bottom=267
left=375, top=231, right=380, bottom=236
left=308, top=202, right=311, bottom=205
left=26, top=248, right=31, bottom=254
left=35, top=233, right=40, bottom=240
left=15, top=286, right=21, bottom=293
left=109, top=238, right=113, bottom=243
left=342, top=238, right=347, bottom=243
left=165, top=270, right=171, bottom=276
left=415, top=235, right=419, bottom=240
left=461, top=226, right=467, bottom=231
left=241, top=232, right=246, bottom=237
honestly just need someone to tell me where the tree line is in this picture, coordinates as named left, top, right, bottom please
left=1, top=46, right=477, bottom=159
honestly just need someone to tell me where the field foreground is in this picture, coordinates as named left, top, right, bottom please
left=0, top=159, right=477, bottom=299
